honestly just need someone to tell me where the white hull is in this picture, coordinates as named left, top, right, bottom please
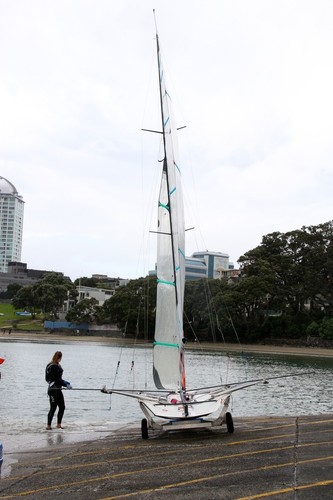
left=140, top=393, right=230, bottom=420
left=139, top=393, right=232, bottom=437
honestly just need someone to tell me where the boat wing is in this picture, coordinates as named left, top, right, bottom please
left=101, top=386, right=162, bottom=403
left=101, top=371, right=314, bottom=403
left=187, top=371, right=314, bottom=398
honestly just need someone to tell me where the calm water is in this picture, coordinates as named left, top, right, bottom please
left=1, top=338, right=332, bottom=467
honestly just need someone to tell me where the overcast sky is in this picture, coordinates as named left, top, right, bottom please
left=1, top=0, right=333, bottom=281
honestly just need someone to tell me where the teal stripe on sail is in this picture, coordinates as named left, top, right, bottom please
left=164, top=116, right=170, bottom=127
left=158, top=201, right=169, bottom=211
left=175, top=265, right=180, bottom=271
left=154, top=341, right=179, bottom=348
left=178, top=247, right=185, bottom=259
left=170, top=187, right=176, bottom=196
left=157, top=278, right=175, bottom=286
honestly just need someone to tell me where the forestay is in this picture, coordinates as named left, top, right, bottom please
left=153, top=34, right=186, bottom=391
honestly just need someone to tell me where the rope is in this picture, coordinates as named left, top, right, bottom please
left=108, top=359, right=121, bottom=410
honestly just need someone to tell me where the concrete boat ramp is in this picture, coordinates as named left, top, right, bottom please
left=0, top=415, right=332, bottom=499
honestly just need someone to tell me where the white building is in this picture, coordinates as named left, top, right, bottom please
left=77, top=285, right=115, bottom=305
left=0, top=177, right=24, bottom=272
left=151, top=250, right=236, bottom=280
left=191, top=251, right=234, bottom=279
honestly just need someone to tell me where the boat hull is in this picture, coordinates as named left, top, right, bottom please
left=140, top=395, right=230, bottom=420
left=139, top=393, right=231, bottom=436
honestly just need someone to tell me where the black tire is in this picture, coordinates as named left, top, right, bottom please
left=226, top=412, right=234, bottom=433
left=141, top=418, right=149, bottom=439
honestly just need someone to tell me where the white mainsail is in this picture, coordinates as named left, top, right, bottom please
left=153, top=34, right=186, bottom=391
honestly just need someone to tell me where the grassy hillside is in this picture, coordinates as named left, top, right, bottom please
left=0, top=303, right=44, bottom=331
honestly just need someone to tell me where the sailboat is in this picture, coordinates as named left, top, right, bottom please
left=102, top=22, right=310, bottom=439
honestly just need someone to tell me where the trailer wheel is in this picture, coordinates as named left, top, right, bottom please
left=141, top=418, right=149, bottom=439
left=226, top=412, right=234, bottom=433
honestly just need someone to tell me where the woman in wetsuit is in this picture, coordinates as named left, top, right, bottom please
left=46, top=351, right=72, bottom=430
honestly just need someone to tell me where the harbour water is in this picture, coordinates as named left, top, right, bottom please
left=0, top=338, right=332, bottom=469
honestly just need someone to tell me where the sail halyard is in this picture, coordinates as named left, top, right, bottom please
left=153, top=32, right=186, bottom=392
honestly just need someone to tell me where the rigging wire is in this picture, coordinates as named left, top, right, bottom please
left=108, top=354, right=122, bottom=411
left=213, top=285, right=250, bottom=380
left=202, top=280, right=217, bottom=343
left=185, top=277, right=249, bottom=386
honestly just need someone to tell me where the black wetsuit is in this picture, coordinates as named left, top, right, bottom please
left=46, top=363, right=67, bottom=427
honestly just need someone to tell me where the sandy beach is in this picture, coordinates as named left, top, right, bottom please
left=1, top=330, right=333, bottom=358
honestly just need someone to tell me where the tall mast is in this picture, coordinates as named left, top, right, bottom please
left=153, top=12, right=186, bottom=393
left=154, top=20, right=179, bottom=308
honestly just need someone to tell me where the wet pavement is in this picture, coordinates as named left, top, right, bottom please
left=0, top=414, right=332, bottom=499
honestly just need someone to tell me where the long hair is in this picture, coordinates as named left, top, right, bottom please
left=51, top=351, right=62, bottom=364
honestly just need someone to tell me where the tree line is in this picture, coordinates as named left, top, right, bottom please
left=10, top=221, right=333, bottom=343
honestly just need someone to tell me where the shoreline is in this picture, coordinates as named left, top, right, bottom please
left=1, top=330, right=333, bottom=358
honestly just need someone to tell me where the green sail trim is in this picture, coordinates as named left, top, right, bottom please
left=158, top=201, right=169, bottom=211
left=157, top=278, right=175, bottom=286
left=178, top=247, right=185, bottom=258
left=154, top=341, right=179, bottom=348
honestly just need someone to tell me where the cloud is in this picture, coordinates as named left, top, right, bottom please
left=1, top=0, right=333, bottom=279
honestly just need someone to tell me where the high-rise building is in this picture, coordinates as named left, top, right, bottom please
left=0, top=176, right=24, bottom=272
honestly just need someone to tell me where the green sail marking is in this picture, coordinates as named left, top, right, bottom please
left=157, top=278, right=175, bottom=286
left=179, top=247, right=185, bottom=258
left=158, top=202, right=169, bottom=211
left=154, top=341, right=179, bottom=348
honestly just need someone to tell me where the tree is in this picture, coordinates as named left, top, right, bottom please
left=184, top=279, right=226, bottom=341
left=66, top=298, right=100, bottom=324
left=237, top=221, right=333, bottom=339
left=33, top=272, right=76, bottom=319
left=12, top=272, right=77, bottom=320
left=12, top=286, right=40, bottom=318
left=7, top=283, right=23, bottom=299
left=73, top=276, right=99, bottom=288
left=101, top=277, right=156, bottom=339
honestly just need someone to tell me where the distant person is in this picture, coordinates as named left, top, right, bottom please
left=45, top=351, right=72, bottom=430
